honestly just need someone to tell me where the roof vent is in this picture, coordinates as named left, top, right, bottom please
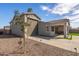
left=14, top=10, right=20, bottom=16
left=27, top=8, right=33, bottom=12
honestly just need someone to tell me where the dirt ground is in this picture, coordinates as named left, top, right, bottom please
left=0, top=35, right=20, bottom=55
left=0, top=35, right=78, bottom=56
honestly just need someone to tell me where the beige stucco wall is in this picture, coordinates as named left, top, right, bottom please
left=11, top=14, right=39, bottom=37
left=11, top=24, right=23, bottom=36
left=38, top=21, right=55, bottom=36
left=38, top=21, right=69, bottom=37
left=28, top=20, right=38, bottom=36
left=24, top=15, right=38, bottom=36
left=10, top=15, right=24, bottom=36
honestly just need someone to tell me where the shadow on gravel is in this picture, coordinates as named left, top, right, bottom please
left=32, top=35, right=64, bottom=40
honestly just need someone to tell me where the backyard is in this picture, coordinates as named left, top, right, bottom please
left=0, top=35, right=79, bottom=56
left=69, top=32, right=79, bottom=36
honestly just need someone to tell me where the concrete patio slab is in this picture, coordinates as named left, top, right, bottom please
left=29, top=36, right=79, bottom=53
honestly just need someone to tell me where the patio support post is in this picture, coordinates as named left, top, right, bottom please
left=54, top=26, right=55, bottom=36
left=64, top=22, right=68, bottom=38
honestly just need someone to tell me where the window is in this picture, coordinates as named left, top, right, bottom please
left=46, top=26, right=49, bottom=31
left=51, top=26, right=54, bottom=31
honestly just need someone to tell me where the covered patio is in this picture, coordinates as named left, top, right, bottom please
left=38, top=19, right=70, bottom=38
left=46, top=19, right=70, bottom=38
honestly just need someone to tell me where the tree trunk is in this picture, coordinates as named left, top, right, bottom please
left=23, top=33, right=26, bottom=55
left=23, top=27, right=28, bottom=55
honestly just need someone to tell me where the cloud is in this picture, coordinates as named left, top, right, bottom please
left=41, top=6, right=51, bottom=12
left=51, top=4, right=71, bottom=15
left=64, top=14, right=79, bottom=28
left=72, top=9, right=79, bottom=15
left=41, top=3, right=79, bottom=15
left=41, top=3, right=79, bottom=28
left=70, top=22, right=79, bottom=28
left=46, top=14, right=49, bottom=16
left=52, top=3, right=79, bottom=15
left=66, top=14, right=79, bottom=21
left=41, top=6, right=48, bottom=10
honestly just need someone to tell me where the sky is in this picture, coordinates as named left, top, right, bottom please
left=0, top=3, right=79, bottom=28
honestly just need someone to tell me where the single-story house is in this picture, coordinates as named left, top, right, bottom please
left=38, top=19, right=70, bottom=38
left=4, top=26, right=11, bottom=34
left=10, top=10, right=70, bottom=38
left=0, top=26, right=10, bottom=35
